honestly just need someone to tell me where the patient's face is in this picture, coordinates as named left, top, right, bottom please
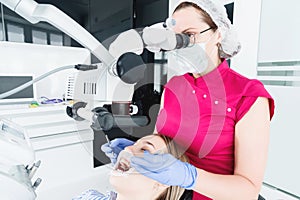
left=109, top=134, right=168, bottom=194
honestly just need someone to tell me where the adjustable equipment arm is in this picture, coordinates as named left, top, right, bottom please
left=0, top=0, right=114, bottom=67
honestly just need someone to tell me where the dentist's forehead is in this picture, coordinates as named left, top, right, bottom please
left=171, top=6, right=207, bottom=32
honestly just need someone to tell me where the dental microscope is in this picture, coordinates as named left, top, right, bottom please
left=65, top=21, right=191, bottom=141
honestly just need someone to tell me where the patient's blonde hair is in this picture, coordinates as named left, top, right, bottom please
left=154, top=134, right=189, bottom=200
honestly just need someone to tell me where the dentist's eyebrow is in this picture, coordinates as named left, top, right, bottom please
left=181, top=27, right=197, bottom=33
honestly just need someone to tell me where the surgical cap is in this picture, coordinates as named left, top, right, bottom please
left=172, top=0, right=241, bottom=58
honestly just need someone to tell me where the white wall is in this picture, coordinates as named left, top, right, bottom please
left=0, top=41, right=90, bottom=99
left=230, top=0, right=262, bottom=78
left=258, top=0, right=300, bottom=63
left=263, top=86, right=300, bottom=197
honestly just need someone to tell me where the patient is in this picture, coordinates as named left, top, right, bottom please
left=72, top=134, right=188, bottom=200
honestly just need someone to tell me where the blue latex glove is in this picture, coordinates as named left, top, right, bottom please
left=101, top=138, right=135, bottom=164
left=130, top=151, right=197, bottom=189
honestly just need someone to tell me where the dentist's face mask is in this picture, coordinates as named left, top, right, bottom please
left=171, top=31, right=216, bottom=75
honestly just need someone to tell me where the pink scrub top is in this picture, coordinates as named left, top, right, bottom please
left=156, top=60, right=275, bottom=200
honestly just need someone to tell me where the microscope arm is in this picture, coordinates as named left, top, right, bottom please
left=0, top=0, right=114, bottom=67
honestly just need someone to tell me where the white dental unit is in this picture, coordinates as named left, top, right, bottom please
left=0, top=118, right=39, bottom=199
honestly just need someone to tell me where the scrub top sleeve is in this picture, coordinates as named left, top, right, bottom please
left=236, top=81, right=275, bottom=122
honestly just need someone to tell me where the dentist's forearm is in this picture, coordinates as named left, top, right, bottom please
left=193, top=168, right=260, bottom=200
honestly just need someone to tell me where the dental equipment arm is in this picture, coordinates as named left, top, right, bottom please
left=0, top=0, right=189, bottom=67
left=0, top=0, right=114, bottom=67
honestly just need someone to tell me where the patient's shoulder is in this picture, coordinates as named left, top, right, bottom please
left=72, top=189, right=115, bottom=200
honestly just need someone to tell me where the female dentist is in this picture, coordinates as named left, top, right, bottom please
left=102, top=0, right=275, bottom=199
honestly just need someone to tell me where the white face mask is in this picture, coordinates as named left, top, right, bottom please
left=170, top=33, right=215, bottom=75
left=173, top=42, right=207, bottom=74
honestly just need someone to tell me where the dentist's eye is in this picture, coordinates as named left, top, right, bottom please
left=184, top=32, right=194, bottom=37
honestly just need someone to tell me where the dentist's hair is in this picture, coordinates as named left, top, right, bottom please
left=173, top=2, right=217, bottom=31
left=155, top=134, right=189, bottom=200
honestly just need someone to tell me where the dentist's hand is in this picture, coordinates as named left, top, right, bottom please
left=130, top=151, right=197, bottom=189
left=101, top=138, right=135, bottom=164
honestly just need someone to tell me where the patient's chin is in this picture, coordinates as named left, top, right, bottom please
left=109, top=175, right=135, bottom=194
left=109, top=170, right=155, bottom=194
left=109, top=169, right=132, bottom=189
